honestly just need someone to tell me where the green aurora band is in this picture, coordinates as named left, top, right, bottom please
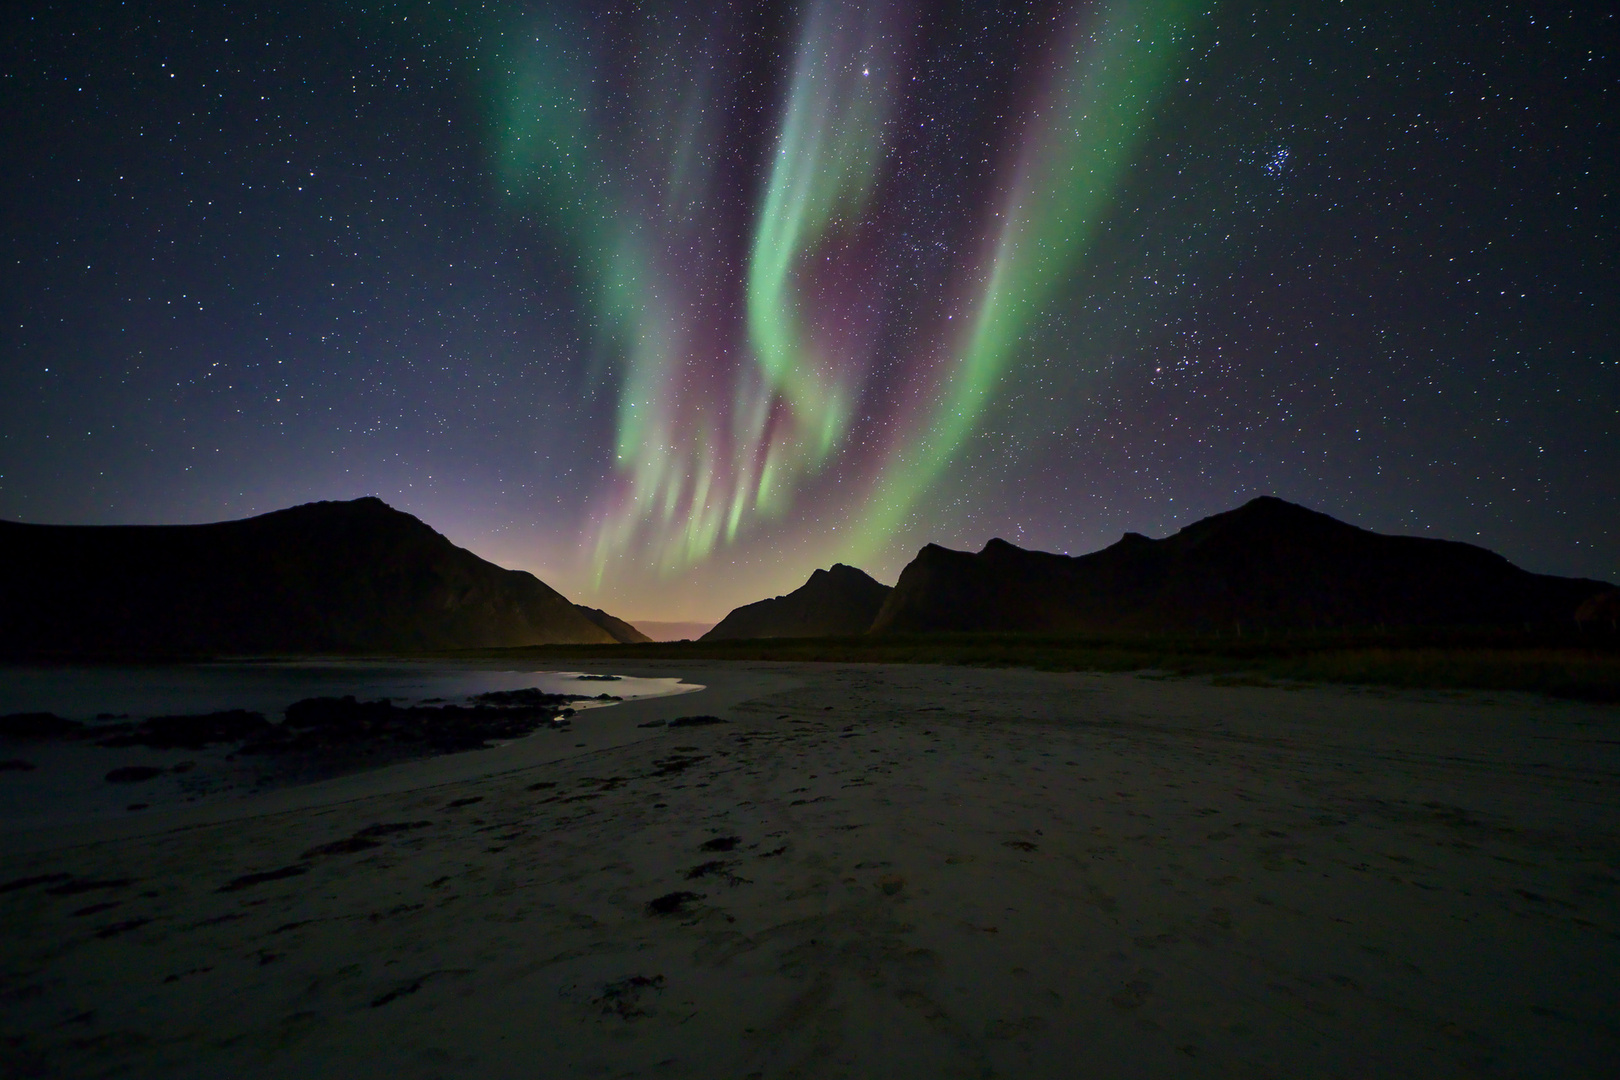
left=843, top=0, right=1202, bottom=564
left=485, top=0, right=1202, bottom=583
left=745, top=1, right=903, bottom=513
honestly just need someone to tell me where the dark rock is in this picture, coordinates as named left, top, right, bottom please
left=0, top=712, right=85, bottom=740
left=242, top=695, right=574, bottom=755
left=98, top=710, right=272, bottom=750
left=703, top=564, right=891, bottom=640
left=645, top=891, right=704, bottom=916
left=699, top=836, right=741, bottom=852
left=472, top=688, right=590, bottom=708
left=667, top=715, right=726, bottom=727
left=0, top=759, right=36, bottom=771
left=685, top=860, right=729, bottom=879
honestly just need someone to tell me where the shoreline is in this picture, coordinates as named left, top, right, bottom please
left=0, top=662, right=790, bottom=857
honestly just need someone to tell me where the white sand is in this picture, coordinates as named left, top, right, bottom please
left=2, top=663, right=1617, bottom=1078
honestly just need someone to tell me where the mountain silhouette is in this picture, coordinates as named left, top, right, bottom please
left=870, top=497, right=1615, bottom=635
left=574, top=605, right=654, bottom=644
left=703, top=564, right=892, bottom=640
left=0, top=497, right=642, bottom=657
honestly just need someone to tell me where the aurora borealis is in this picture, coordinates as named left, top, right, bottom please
left=2, top=2, right=1616, bottom=621
left=497, top=0, right=1203, bottom=582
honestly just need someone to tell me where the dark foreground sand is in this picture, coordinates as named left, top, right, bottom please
left=2, top=663, right=1617, bottom=1078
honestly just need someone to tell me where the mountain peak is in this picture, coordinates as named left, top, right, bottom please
left=703, top=563, right=892, bottom=640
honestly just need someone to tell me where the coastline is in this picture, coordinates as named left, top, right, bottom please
left=0, top=662, right=793, bottom=858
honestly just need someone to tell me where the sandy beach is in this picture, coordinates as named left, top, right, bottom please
left=3, top=662, right=1617, bottom=1078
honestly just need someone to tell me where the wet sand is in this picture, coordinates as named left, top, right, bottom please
left=2, top=663, right=1617, bottom=1078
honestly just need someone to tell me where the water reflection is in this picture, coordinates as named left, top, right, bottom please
left=0, top=662, right=699, bottom=722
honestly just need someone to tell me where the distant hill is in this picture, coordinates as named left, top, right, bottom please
left=871, top=497, right=1616, bottom=636
left=703, top=564, right=892, bottom=640
left=632, top=620, right=718, bottom=642
left=574, top=605, right=653, bottom=644
left=0, top=497, right=642, bottom=657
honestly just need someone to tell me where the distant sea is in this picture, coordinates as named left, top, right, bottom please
left=631, top=621, right=716, bottom=641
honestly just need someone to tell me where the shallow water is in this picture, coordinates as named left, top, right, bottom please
left=0, top=662, right=701, bottom=830
left=0, top=662, right=696, bottom=721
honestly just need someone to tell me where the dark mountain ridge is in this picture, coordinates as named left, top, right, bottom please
left=574, top=605, right=654, bottom=644
left=870, top=497, right=1616, bottom=636
left=0, top=497, right=641, bottom=657
left=703, top=563, right=892, bottom=640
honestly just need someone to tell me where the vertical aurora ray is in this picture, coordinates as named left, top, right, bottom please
left=842, top=0, right=1202, bottom=562
left=746, top=0, right=904, bottom=472
left=476, top=0, right=1202, bottom=594
left=581, top=0, right=911, bottom=581
left=485, top=8, right=756, bottom=581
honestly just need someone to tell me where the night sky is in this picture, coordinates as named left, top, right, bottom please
left=3, top=2, right=1615, bottom=622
